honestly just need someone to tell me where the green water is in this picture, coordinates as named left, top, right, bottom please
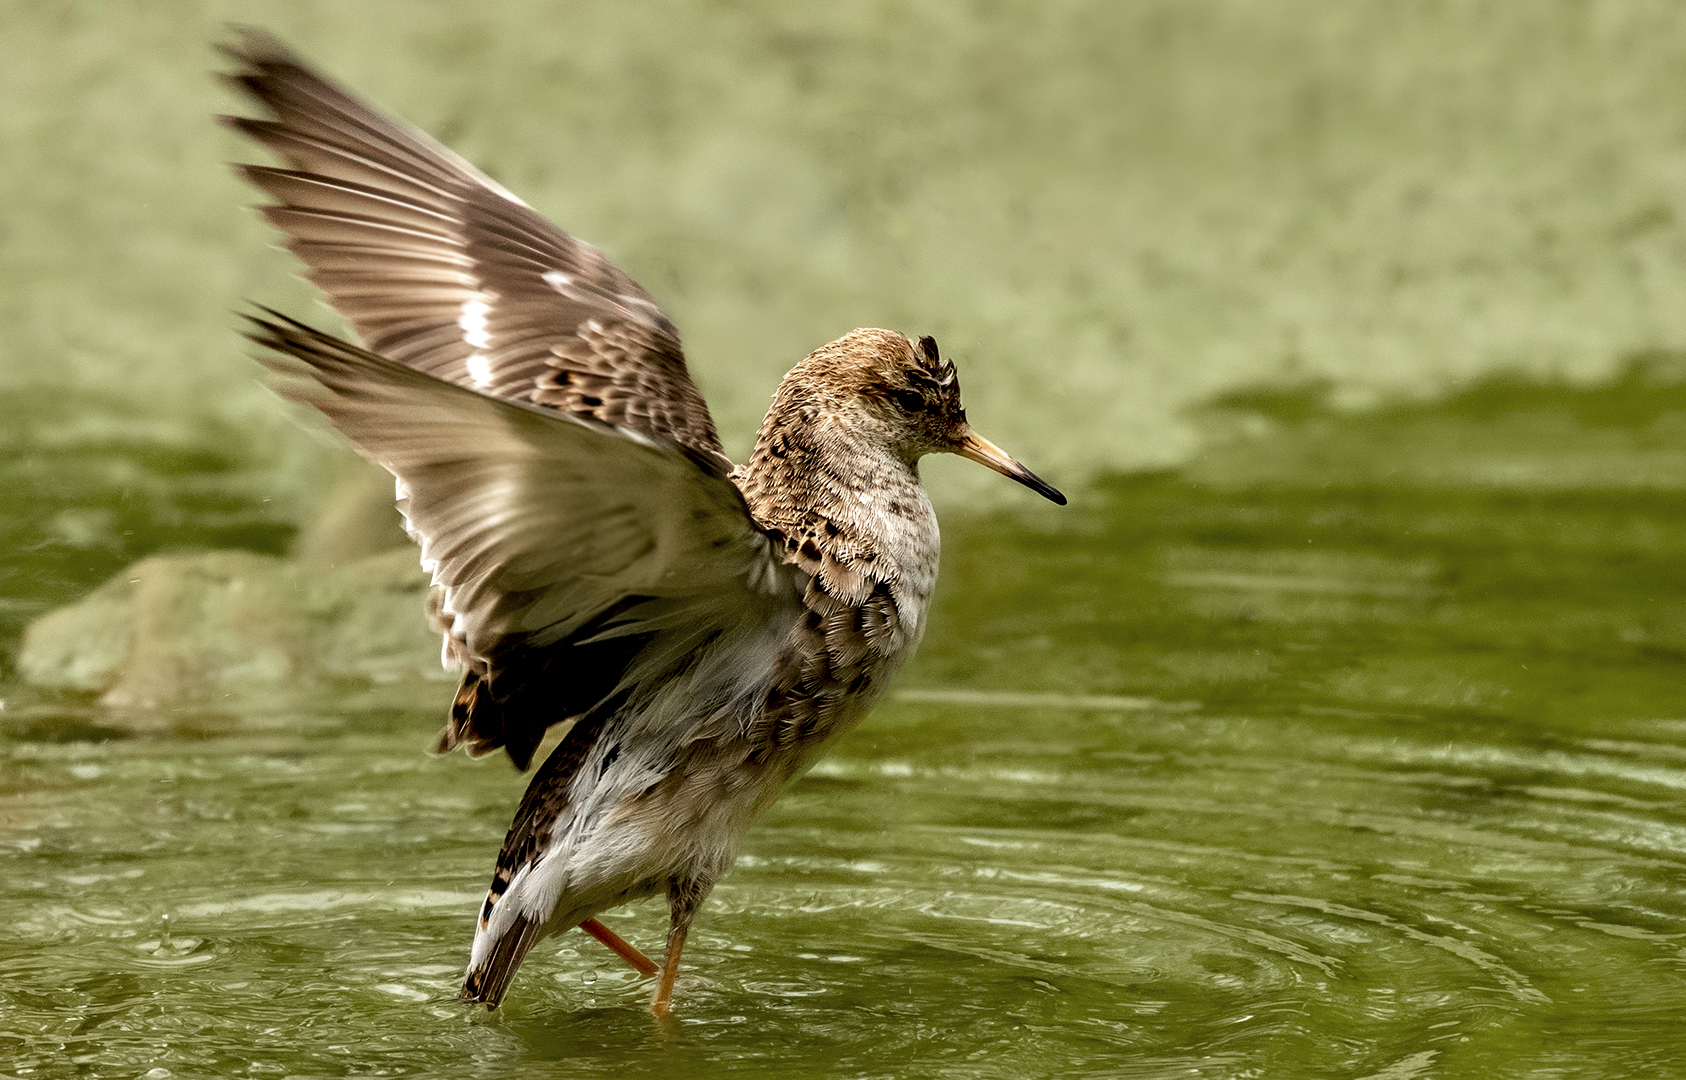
left=9, top=2, right=1686, bottom=1076
left=7, top=374, right=1686, bottom=1077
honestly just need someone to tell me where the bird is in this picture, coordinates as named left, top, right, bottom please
left=221, top=29, right=1065, bottom=1016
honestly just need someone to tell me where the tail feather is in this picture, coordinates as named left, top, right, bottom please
left=461, top=911, right=545, bottom=1008
left=431, top=669, right=548, bottom=769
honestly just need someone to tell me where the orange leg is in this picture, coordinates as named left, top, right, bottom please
left=652, top=878, right=709, bottom=1017
left=651, top=922, right=689, bottom=1017
left=579, top=917, right=659, bottom=976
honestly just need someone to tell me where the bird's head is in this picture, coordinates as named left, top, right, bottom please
left=777, top=328, right=1066, bottom=505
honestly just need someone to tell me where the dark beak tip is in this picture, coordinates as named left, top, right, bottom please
left=1032, top=481, right=1068, bottom=506
left=954, top=430, right=1066, bottom=506
left=1011, top=470, right=1067, bottom=506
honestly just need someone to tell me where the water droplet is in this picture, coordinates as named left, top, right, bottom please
left=582, top=968, right=598, bottom=986
left=159, top=913, right=172, bottom=950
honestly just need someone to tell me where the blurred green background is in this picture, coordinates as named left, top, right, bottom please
left=12, top=1, right=1686, bottom=499
left=8, top=3, right=1686, bottom=1078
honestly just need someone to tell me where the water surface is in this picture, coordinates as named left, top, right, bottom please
left=6, top=375, right=1686, bottom=1077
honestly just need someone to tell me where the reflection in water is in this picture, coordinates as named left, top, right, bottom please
left=5, top=372, right=1686, bottom=1076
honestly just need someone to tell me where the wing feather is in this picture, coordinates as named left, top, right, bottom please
left=244, top=313, right=798, bottom=766
left=222, top=29, right=727, bottom=465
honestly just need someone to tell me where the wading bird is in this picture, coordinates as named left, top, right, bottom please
left=224, top=30, right=1064, bottom=1015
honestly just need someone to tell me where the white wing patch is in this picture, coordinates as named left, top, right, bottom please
left=458, top=294, right=493, bottom=349
left=542, top=269, right=573, bottom=291
left=459, top=293, right=495, bottom=387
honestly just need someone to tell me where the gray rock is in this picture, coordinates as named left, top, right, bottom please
left=17, top=547, right=453, bottom=711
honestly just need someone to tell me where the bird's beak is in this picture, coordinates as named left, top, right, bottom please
left=955, top=428, right=1067, bottom=505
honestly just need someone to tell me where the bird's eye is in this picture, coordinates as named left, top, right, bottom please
left=893, top=389, right=926, bottom=413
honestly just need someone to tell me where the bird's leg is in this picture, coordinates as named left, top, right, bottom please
left=651, top=877, right=712, bottom=1017
left=578, top=917, right=659, bottom=976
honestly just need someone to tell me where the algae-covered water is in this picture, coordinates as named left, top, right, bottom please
left=8, top=3, right=1686, bottom=1078
left=10, top=376, right=1686, bottom=1078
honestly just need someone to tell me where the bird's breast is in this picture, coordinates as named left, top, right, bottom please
left=734, top=487, right=936, bottom=758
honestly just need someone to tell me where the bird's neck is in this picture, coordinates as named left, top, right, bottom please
left=737, top=405, right=941, bottom=640
left=737, top=412, right=925, bottom=538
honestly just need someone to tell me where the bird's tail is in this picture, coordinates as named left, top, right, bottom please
left=460, top=910, right=546, bottom=1008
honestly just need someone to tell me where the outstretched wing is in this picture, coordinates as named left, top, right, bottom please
left=221, top=29, right=727, bottom=466
left=246, top=313, right=799, bottom=768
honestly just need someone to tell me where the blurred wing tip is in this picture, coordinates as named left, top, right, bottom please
left=236, top=303, right=301, bottom=334
left=235, top=308, right=348, bottom=384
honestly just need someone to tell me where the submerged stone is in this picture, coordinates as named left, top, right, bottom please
left=16, top=547, right=450, bottom=710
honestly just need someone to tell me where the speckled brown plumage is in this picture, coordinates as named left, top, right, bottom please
left=733, top=330, right=959, bottom=752
left=228, top=30, right=1064, bottom=1016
